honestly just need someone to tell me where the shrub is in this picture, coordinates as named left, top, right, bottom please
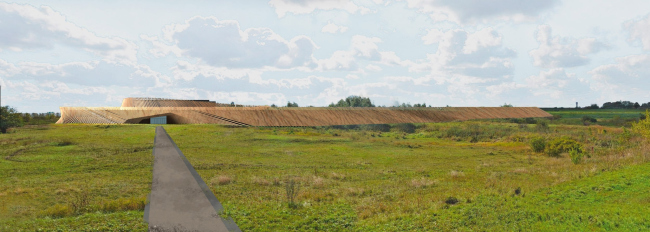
left=361, top=124, right=391, bottom=132
left=581, top=116, right=597, bottom=123
left=569, top=148, right=583, bottom=164
left=285, top=177, right=301, bottom=208
left=633, top=110, right=650, bottom=139
left=535, top=120, right=549, bottom=133
left=465, top=124, right=480, bottom=143
left=395, top=123, right=416, bottom=133
left=529, top=137, right=546, bottom=153
left=100, top=197, right=146, bottom=212
left=444, top=197, right=459, bottom=205
left=545, top=137, right=583, bottom=157
left=43, top=204, right=72, bottom=218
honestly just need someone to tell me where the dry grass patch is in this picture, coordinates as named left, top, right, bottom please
left=449, top=170, right=465, bottom=178
left=13, top=188, right=29, bottom=195
left=511, top=167, right=528, bottom=174
left=252, top=176, right=271, bottom=186
left=211, top=175, right=233, bottom=185
left=311, top=176, right=325, bottom=188
left=411, top=177, right=436, bottom=188
left=345, top=187, right=366, bottom=196
left=329, top=172, right=346, bottom=180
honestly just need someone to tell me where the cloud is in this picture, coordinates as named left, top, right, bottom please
left=158, top=16, right=318, bottom=69
left=0, top=59, right=167, bottom=87
left=317, top=35, right=406, bottom=71
left=365, top=64, right=382, bottom=71
left=0, top=3, right=137, bottom=63
left=625, top=14, right=650, bottom=50
left=416, top=27, right=516, bottom=79
left=589, top=54, right=650, bottom=100
left=529, top=25, right=608, bottom=68
left=405, top=0, right=558, bottom=24
left=268, top=0, right=371, bottom=18
left=321, top=22, right=349, bottom=34
left=526, top=68, right=590, bottom=100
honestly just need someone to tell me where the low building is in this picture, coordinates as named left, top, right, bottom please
left=56, top=97, right=552, bottom=126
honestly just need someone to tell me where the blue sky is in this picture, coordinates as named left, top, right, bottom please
left=1, top=0, right=650, bottom=112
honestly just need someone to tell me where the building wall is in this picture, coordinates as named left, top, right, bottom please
left=56, top=106, right=552, bottom=126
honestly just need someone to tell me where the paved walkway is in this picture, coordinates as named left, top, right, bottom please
left=144, top=126, right=239, bottom=231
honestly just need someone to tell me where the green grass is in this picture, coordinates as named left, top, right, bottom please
left=1, top=122, right=649, bottom=231
left=543, top=108, right=645, bottom=119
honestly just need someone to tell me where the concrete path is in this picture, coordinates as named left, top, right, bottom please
left=144, top=126, right=239, bottom=232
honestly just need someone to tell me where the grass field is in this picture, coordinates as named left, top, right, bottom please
left=1, top=120, right=649, bottom=231
left=541, top=108, right=647, bottom=127
left=542, top=108, right=646, bottom=119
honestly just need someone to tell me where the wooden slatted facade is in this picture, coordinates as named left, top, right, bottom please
left=56, top=98, right=552, bottom=126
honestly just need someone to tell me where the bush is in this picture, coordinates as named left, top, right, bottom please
left=360, top=124, right=391, bottom=132
left=569, top=148, right=583, bottom=164
left=395, top=123, right=416, bottom=133
left=529, top=137, right=546, bottom=153
left=633, top=110, right=650, bottom=139
left=581, top=116, right=597, bottom=123
left=545, top=137, right=583, bottom=157
left=445, top=197, right=459, bottom=205
left=535, top=120, right=549, bottom=133
left=0, top=106, right=23, bottom=133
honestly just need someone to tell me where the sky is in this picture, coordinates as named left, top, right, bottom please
left=1, top=0, right=650, bottom=112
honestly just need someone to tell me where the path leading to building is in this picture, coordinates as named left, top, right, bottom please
left=144, top=126, right=239, bottom=231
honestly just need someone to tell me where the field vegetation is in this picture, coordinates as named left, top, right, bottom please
left=1, top=115, right=649, bottom=231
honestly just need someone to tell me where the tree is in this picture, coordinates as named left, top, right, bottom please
left=634, top=102, right=641, bottom=109
left=0, top=106, right=23, bottom=133
left=633, top=110, right=650, bottom=139
left=501, top=103, right=513, bottom=107
left=286, top=101, right=298, bottom=107
left=329, top=96, right=375, bottom=107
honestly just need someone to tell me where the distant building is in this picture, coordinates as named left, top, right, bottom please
left=57, top=97, right=552, bottom=126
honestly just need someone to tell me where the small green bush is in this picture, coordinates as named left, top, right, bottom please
left=569, top=148, right=583, bottom=164
left=632, top=110, right=650, bottom=139
left=535, top=120, right=549, bottom=133
left=42, top=204, right=72, bottom=218
left=581, top=116, right=597, bottom=123
left=529, top=137, right=546, bottom=153
left=395, top=123, right=416, bottom=133
left=361, top=124, right=391, bottom=132
left=545, top=137, right=582, bottom=157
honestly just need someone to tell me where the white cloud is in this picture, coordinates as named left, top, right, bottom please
left=268, top=0, right=371, bottom=18
left=0, top=3, right=137, bottom=63
left=416, top=28, right=516, bottom=79
left=527, top=68, right=571, bottom=89
left=321, top=22, right=349, bottom=34
left=140, top=35, right=182, bottom=58
left=529, top=25, right=607, bottom=68
left=0, top=59, right=166, bottom=87
left=625, top=14, right=650, bottom=50
left=158, top=16, right=318, bottom=69
left=317, top=35, right=407, bottom=71
left=590, top=54, right=650, bottom=93
left=405, top=0, right=559, bottom=24
left=365, top=64, right=382, bottom=71
left=317, top=36, right=374, bottom=71
left=317, top=50, right=359, bottom=71
left=346, top=74, right=360, bottom=79
left=526, top=68, right=590, bottom=100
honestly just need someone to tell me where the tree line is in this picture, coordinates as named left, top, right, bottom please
left=1, top=106, right=60, bottom=133
left=581, top=101, right=649, bottom=109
